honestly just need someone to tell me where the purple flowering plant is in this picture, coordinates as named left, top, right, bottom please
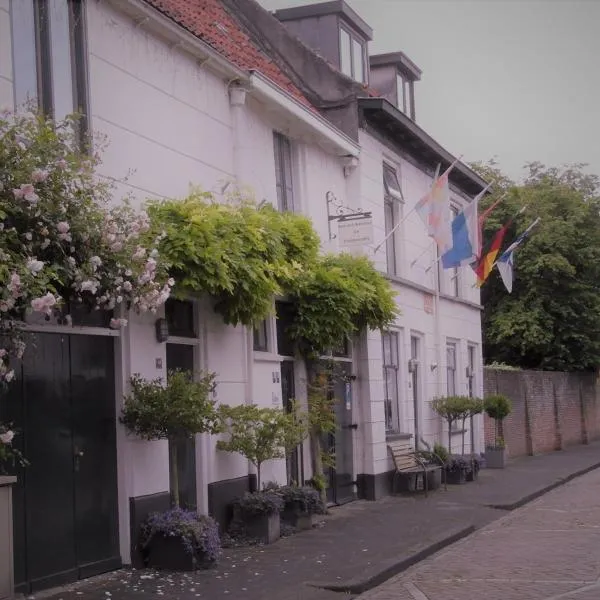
left=141, top=507, right=221, bottom=563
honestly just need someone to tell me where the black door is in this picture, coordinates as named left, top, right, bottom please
left=325, top=362, right=355, bottom=505
left=1, top=333, right=120, bottom=593
left=166, top=343, right=197, bottom=509
left=281, top=361, right=302, bottom=485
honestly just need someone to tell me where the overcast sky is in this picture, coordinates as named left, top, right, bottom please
left=258, top=0, right=599, bottom=182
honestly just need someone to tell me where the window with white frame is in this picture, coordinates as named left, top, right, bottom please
left=446, top=342, right=457, bottom=397
left=382, top=330, right=401, bottom=433
left=12, top=0, right=89, bottom=143
left=467, top=344, right=476, bottom=398
left=339, top=26, right=367, bottom=84
left=396, top=74, right=412, bottom=117
left=253, top=319, right=270, bottom=352
left=273, top=132, right=295, bottom=212
left=383, top=164, right=403, bottom=276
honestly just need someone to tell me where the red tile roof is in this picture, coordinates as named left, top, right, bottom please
left=144, top=0, right=314, bottom=109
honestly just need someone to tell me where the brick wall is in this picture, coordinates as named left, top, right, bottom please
left=484, top=368, right=600, bottom=458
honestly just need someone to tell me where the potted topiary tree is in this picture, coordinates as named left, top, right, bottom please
left=484, top=394, right=512, bottom=468
left=121, top=369, right=223, bottom=570
left=217, top=404, right=308, bottom=544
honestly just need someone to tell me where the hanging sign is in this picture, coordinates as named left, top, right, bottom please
left=338, top=216, right=374, bottom=248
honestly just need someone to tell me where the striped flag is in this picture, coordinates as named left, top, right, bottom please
left=415, top=158, right=461, bottom=255
left=496, top=218, right=541, bottom=293
left=473, top=221, right=510, bottom=286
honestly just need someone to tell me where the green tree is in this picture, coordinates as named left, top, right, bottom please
left=473, top=161, right=600, bottom=371
left=217, top=404, right=308, bottom=490
left=120, top=370, right=222, bottom=507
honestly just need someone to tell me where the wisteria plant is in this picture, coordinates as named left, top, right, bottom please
left=0, top=109, right=173, bottom=388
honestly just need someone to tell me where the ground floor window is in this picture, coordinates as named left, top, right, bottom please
left=382, top=330, right=401, bottom=433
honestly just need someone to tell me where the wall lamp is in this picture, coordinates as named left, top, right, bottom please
left=155, top=318, right=169, bottom=343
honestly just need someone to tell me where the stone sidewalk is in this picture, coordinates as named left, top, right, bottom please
left=29, top=442, right=600, bottom=600
left=357, top=465, right=600, bottom=600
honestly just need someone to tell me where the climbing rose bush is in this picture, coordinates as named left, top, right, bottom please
left=0, top=110, right=173, bottom=384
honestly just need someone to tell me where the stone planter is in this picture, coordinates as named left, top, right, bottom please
left=243, top=512, right=280, bottom=544
left=281, top=507, right=314, bottom=531
left=0, top=476, right=16, bottom=600
left=146, top=535, right=213, bottom=571
left=485, top=447, right=507, bottom=469
left=445, top=468, right=467, bottom=485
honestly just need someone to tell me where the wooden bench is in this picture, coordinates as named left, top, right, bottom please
left=387, top=441, right=441, bottom=496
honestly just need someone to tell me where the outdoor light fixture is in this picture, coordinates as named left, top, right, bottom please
left=430, top=362, right=438, bottom=372
left=155, top=318, right=169, bottom=343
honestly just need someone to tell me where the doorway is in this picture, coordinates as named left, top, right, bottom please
left=325, top=362, right=355, bottom=505
left=2, top=333, right=120, bottom=593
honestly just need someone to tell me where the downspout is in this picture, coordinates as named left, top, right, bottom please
left=433, top=250, right=444, bottom=449
left=228, top=84, right=257, bottom=486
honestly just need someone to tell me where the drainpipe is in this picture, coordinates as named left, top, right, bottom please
left=228, top=84, right=257, bottom=487
left=433, top=252, right=444, bottom=449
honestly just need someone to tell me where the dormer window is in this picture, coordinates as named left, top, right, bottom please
left=340, top=26, right=366, bottom=84
left=396, top=74, right=412, bottom=117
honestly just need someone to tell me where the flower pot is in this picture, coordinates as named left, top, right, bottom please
left=244, top=513, right=281, bottom=544
left=146, top=535, right=212, bottom=571
left=485, top=447, right=507, bottom=469
left=427, top=468, right=442, bottom=490
left=281, top=507, right=314, bottom=531
left=0, top=477, right=16, bottom=600
left=445, top=468, right=467, bottom=485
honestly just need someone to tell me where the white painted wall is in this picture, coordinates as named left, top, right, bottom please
left=356, top=129, right=485, bottom=476
left=0, top=0, right=13, bottom=108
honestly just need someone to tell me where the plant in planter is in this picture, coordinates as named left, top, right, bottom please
left=278, top=485, right=326, bottom=530
left=217, top=404, right=307, bottom=544
left=465, top=454, right=482, bottom=481
left=140, top=508, right=221, bottom=571
left=121, top=369, right=222, bottom=570
left=484, top=394, right=512, bottom=468
left=461, top=397, right=484, bottom=455
left=432, top=396, right=472, bottom=453
left=444, top=455, right=470, bottom=485
left=230, top=491, right=284, bottom=544
left=217, top=403, right=308, bottom=492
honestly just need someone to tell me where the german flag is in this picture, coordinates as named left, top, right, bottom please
left=473, top=222, right=511, bottom=286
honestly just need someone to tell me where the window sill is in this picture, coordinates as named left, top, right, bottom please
left=385, top=431, right=413, bottom=442
left=253, top=351, right=281, bottom=363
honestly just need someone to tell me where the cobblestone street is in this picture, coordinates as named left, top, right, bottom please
left=358, top=467, right=600, bottom=600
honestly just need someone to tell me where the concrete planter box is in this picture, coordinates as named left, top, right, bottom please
left=427, top=468, right=442, bottom=490
left=485, top=447, right=507, bottom=469
left=146, top=535, right=214, bottom=571
left=0, top=476, right=16, bottom=600
left=445, top=469, right=467, bottom=485
left=281, top=507, right=314, bottom=531
left=243, top=513, right=281, bottom=544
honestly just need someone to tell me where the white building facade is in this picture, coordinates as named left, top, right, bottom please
left=0, top=0, right=487, bottom=593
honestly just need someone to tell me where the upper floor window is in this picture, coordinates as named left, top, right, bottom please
left=339, top=26, right=366, bottom=84
left=11, top=0, right=89, bottom=145
left=273, top=132, right=294, bottom=212
left=383, top=164, right=402, bottom=276
left=396, top=74, right=412, bottom=117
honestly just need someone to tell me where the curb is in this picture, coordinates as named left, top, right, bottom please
left=488, top=460, right=600, bottom=511
left=309, top=460, right=600, bottom=596
left=307, top=525, right=475, bottom=595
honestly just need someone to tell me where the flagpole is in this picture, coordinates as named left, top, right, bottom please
left=374, top=156, right=465, bottom=255
left=410, top=240, right=436, bottom=268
